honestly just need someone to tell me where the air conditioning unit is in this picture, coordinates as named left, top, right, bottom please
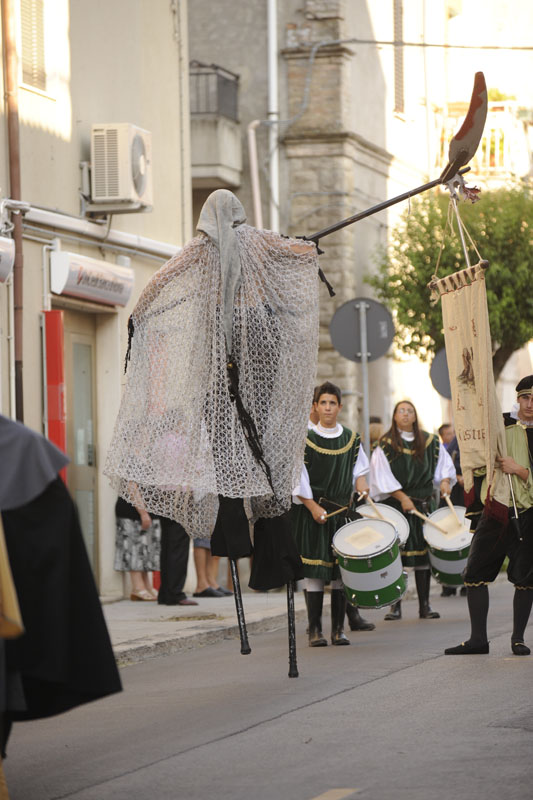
left=89, top=123, right=153, bottom=212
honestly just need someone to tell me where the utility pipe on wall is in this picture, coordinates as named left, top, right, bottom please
left=24, top=207, right=180, bottom=259
left=247, top=120, right=263, bottom=228
left=2, top=0, right=24, bottom=420
left=267, top=0, right=279, bottom=232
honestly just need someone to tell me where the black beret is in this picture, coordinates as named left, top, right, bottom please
left=516, top=375, right=533, bottom=396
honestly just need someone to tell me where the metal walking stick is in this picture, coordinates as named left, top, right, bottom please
left=286, top=580, right=299, bottom=678
left=229, top=558, right=251, bottom=655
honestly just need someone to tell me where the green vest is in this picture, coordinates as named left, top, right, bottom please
left=380, top=432, right=440, bottom=500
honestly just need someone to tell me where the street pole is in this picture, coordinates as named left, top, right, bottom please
left=355, top=300, right=370, bottom=454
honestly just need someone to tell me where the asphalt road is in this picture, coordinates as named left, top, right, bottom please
left=5, top=580, right=532, bottom=800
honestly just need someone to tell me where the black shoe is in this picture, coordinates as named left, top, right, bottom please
left=331, top=630, right=351, bottom=646
left=193, top=587, right=224, bottom=598
left=346, top=604, right=376, bottom=631
left=309, top=629, right=328, bottom=647
left=445, top=640, right=489, bottom=655
left=307, top=591, right=327, bottom=647
left=417, top=570, right=440, bottom=618
left=419, top=605, right=440, bottom=619
left=331, top=589, right=350, bottom=646
left=440, top=586, right=457, bottom=597
left=384, top=601, right=401, bottom=620
left=511, top=641, right=531, bottom=656
left=214, top=586, right=233, bottom=596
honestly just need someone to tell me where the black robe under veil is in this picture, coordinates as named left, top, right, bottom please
left=210, top=496, right=304, bottom=590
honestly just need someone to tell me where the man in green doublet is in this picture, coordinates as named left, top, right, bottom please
left=292, top=382, right=370, bottom=646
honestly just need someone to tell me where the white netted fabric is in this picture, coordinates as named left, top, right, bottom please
left=104, top=216, right=320, bottom=539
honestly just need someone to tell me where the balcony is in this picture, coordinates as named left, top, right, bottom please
left=190, top=62, right=242, bottom=189
left=438, top=101, right=533, bottom=186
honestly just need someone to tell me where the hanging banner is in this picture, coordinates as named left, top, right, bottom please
left=429, top=261, right=508, bottom=518
left=51, top=251, right=134, bottom=306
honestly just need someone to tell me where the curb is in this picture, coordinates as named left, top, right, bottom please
left=115, top=607, right=309, bottom=667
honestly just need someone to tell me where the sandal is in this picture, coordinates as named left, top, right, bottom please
left=130, top=590, right=156, bottom=601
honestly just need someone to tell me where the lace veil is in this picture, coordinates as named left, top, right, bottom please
left=104, top=190, right=320, bottom=537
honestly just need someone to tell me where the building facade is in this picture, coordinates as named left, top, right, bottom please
left=189, top=0, right=533, bottom=436
left=0, top=0, right=192, bottom=598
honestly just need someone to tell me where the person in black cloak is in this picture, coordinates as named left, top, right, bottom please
left=0, top=414, right=122, bottom=756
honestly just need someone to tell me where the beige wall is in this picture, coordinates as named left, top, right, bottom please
left=0, top=0, right=192, bottom=596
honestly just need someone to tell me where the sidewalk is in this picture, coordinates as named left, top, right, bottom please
left=103, top=590, right=309, bottom=667
left=103, top=577, right=438, bottom=666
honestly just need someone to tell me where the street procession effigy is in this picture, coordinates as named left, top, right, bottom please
left=105, top=72, right=500, bottom=676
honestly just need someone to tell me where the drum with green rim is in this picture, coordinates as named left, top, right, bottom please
left=423, top=505, right=473, bottom=586
left=332, top=518, right=407, bottom=609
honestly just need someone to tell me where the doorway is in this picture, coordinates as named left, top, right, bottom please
left=63, top=310, right=99, bottom=581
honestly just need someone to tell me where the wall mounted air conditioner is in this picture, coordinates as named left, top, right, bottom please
left=89, top=123, right=153, bottom=213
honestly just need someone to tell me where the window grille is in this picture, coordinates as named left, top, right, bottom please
left=189, top=61, right=239, bottom=122
left=20, top=0, right=46, bottom=91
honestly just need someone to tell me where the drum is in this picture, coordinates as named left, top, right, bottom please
left=423, top=505, right=473, bottom=586
left=358, top=502, right=409, bottom=546
left=332, top=518, right=407, bottom=609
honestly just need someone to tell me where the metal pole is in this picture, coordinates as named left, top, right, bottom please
left=247, top=120, right=263, bottom=228
left=267, top=0, right=279, bottom=232
left=286, top=581, right=298, bottom=678
left=355, top=301, right=370, bottom=455
left=450, top=195, right=471, bottom=267
left=303, top=167, right=470, bottom=244
left=229, top=559, right=251, bottom=655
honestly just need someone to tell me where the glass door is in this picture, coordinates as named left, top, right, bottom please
left=64, top=312, right=99, bottom=580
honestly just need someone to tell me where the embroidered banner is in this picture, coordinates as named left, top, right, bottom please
left=430, top=261, right=508, bottom=517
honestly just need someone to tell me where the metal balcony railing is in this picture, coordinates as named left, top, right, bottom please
left=438, top=101, right=532, bottom=182
left=189, top=61, right=239, bottom=122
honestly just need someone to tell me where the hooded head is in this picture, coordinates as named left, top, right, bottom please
left=197, top=190, right=247, bottom=355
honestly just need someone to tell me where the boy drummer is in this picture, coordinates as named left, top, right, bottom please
left=292, top=381, right=370, bottom=646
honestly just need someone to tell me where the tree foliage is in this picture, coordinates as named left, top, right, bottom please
left=366, top=185, right=533, bottom=379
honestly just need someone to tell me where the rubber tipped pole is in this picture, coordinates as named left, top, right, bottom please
left=230, top=559, right=251, bottom=655
left=287, top=581, right=299, bottom=678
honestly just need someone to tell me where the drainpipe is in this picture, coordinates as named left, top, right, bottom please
left=267, top=0, right=279, bottom=232
left=247, top=120, right=263, bottom=229
left=2, top=0, right=24, bottom=421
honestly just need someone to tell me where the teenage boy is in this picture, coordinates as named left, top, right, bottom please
left=292, top=381, right=370, bottom=646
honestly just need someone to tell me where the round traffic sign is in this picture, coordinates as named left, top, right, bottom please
left=329, top=297, right=394, bottom=363
left=430, top=347, right=451, bottom=399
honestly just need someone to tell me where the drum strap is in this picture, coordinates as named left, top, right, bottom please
left=318, top=496, right=347, bottom=512
left=408, top=495, right=432, bottom=514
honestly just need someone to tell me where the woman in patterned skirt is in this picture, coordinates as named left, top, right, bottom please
left=114, top=497, right=161, bottom=600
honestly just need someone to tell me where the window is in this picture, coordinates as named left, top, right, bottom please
left=20, top=0, right=46, bottom=92
left=393, top=0, right=404, bottom=114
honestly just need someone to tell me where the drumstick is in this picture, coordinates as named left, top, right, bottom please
left=323, top=505, right=349, bottom=520
left=358, top=511, right=381, bottom=522
left=357, top=492, right=386, bottom=520
left=409, top=507, right=449, bottom=534
left=443, top=494, right=462, bottom=526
